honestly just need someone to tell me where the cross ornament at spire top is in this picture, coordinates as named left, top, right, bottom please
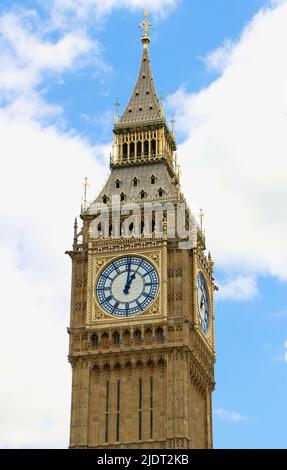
left=139, top=10, right=152, bottom=46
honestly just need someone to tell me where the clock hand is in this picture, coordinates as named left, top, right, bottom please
left=124, top=260, right=132, bottom=294
left=124, top=272, right=136, bottom=295
left=126, top=260, right=131, bottom=284
left=200, top=293, right=205, bottom=309
left=129, top=273, right=136, bottom=286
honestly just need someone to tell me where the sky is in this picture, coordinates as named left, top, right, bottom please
left=0, top=0, right=286, bottom=449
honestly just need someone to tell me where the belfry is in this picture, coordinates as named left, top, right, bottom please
left=67, top=12, right=216, bottom=449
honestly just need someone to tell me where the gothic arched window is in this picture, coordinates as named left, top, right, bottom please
left=134, top=330, right=142, bottom=344
left=113, top=332, right=120, bottom=346
left=150, top=175, right=157, bottom=185
left=137, top=141, right=142, bottom=157
left=130, top=142, right=135, bottom=159
left=91, top=334, right=99, bottom=348
left=123, top=143, right=128, bottom=159
left=155, top=328, right=164, bottom=343
left=144, top=140, right=149, bottom=156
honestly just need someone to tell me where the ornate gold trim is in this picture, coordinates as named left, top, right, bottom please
left=86, top=247, right=167, bottom=326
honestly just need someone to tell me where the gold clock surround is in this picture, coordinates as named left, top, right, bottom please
left=86, top=241, right=168, bottom=326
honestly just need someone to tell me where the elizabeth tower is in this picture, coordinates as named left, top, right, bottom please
left=67, top=13, right=216, bottom=449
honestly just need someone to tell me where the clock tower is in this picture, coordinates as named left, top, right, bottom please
left=67, top=12, right=216, bottom=449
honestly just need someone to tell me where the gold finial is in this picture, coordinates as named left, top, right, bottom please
left=199, top=208, right=204, bottom=231
left=208, top=251, right=215, bottom=271
left=83, top=177, right=89, bottom=211
left=114, top=97, right=120, bottom=123
left=139, top=10, right=152, bottom=46
left=73, top=217, right=78, bottom=248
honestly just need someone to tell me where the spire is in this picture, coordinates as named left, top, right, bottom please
left=115, top=11, right=163, bottom=128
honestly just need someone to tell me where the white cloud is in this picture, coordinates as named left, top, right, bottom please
left=168, top=1, right=287, bottom=281
left=49, top=0, right=178, bottom=26
left=284, top=340, right=287, bottom=363
left=0, top=10, right=105, bottom=120
left=217, top=275, right=258, bottom=300
left=0, top=5, right=108, bottom=447
left=0, top=246, right=70, bottom=448
left=205, top=39, right=235, bottom=72
left=0, top=113, right=108, bottom=448
left=214, top=408, right=247, bottom=423
left=0, top=13, right=92, bottom=76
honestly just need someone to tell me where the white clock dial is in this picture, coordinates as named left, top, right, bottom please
left=111, top=272, right=144, bottom=302
left=96, top=256, right=159, bottom=317
left=197, top=272, right=210, bottom=334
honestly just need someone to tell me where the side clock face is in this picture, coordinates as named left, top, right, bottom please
left=96, top=256, right=159, bottom=317
left=197, top=272, right=210, bottom=334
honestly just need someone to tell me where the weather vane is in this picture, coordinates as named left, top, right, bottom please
left=139, top=10, right=152, bottom=45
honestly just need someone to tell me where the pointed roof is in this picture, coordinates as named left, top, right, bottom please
left=115, top=45, right=163, bottom=128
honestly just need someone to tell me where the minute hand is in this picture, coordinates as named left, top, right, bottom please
left=126, top=261, right=131, bottom=284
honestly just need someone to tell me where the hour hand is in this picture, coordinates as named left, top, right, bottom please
left=123, top=273, right=136, bottom=295
left=200, top=294, right=205, bottom=309
left=123, top=280, right=130, bottom=295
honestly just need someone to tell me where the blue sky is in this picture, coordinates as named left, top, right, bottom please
left=0, top=0, right=286, bottom=449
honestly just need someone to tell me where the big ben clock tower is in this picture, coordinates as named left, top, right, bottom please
left=67, top=12, right=216, bottom=449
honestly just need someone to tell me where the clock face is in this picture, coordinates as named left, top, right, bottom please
left=197, top=272, right=210, bottom=334
left=96, top=256, right=159, bottom=317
